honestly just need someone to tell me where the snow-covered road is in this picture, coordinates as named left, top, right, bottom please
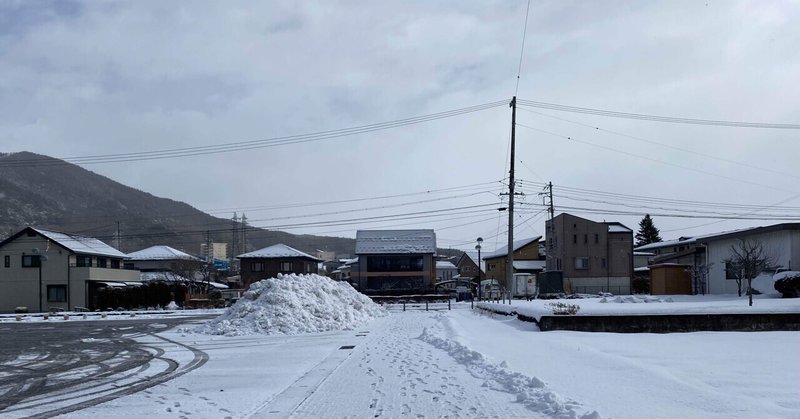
left=34, top=306, right=800, bottom=419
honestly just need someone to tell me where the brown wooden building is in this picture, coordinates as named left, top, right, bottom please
left=352, top=229, right=436, bottom=295
left=483, top=236, right=543, bottom=290
left=237, top=244, right=321, bottom=289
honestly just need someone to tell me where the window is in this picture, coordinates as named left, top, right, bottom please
left=280, top=262, right=293, bottom=272
left=556, top=258, right=562, bottom=270
left=76, top=255, right=91, bottom=267
left=4, top=255, right=9, bottom=268
left=573, top=235, right=577, bottom=244
left=22, top=255, right=40, bottom=268
left=366, top=256, right=423, bottom=272
left=251, top=262, right=265, bottom=272
left=575, top=257, right=589, bottom=270
left=601, top=258, right=607, bottom=268
left=583, top=234, right=588, bottom=244
left=97, top=257, right=107, bottom=268
left=47, top=285, right=67, bottom=302
left=725, top=262, right=741, bottom=280
left=111, top=260, right=120, bottom=269
left=594, top=234, right=599, bottom=244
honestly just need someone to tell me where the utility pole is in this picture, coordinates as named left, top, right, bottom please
left=231, top=212, right=239, bottom=263
left=116, top=221, right=121, bottom=251
left=241, top=213, right=248, bottom=253
left=547, top=182, right=554, bottom=220
left=506, top=96, right=517, bottom=295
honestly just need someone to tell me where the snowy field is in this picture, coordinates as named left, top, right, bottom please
left=40, top=303, right=798, bottom=419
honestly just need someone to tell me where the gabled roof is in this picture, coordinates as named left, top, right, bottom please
left=605, top=222, right=633, bottom=233
left=237, top=243, right=321, bottom=260
left=436, top=261, right=457, bottom=270
left=482, top=236, right=542, bottom=260
left=355, top=229, right=436, bottom=254
left=127, top=245, right=199, bottom=261
left=0, top=227, right=126, bottom=258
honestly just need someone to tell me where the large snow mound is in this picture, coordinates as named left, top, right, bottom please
left=196, top=273, right=386, bottom=336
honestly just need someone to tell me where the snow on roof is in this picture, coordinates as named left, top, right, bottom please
left=605, top=222, right=633, bottom=233
left=634, top=251, right=656, bottom=256
left=513, top=260, right=546, bottom=271
left=436, top=261, right=457, bottom=269
left=237, top=243, right=321, bottom=260
left=482, top=236, right=542, bottom=260
left=32, top=227, right=127, bottom=258
left=127, top=245, right=199, bottom=261
left=355, top=230, right=436, bottom=254
left=140, top=271, right=192, bottom=283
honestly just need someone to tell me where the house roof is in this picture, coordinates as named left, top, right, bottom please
left=482, top=236, right=542, bottom=260
left=237, top=243, right=321, bottom=260
left=0, top=227, right=127, bottom=258
left=436, top=261, right=458, bottom=270
left=605, top=222, right=633, bottom=233
left=127, top=245, right=199, bottom=261
left=355, top=229, right=436, bottom=254
left=513, top=260, right=546, bottom=271
left=632, top=224, right=800, bottom=252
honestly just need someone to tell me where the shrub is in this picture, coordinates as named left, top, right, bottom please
left=632, top=277, right=650, bottom=294
left=774, top=274, right=800, bottom=298
left=547, top=302, right=580, bottom=315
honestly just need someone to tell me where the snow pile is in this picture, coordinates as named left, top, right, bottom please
left=600, top=295, right=673, bottom=303
left=197, top=273, right=386, bottom=336
left=419, top=327, right=600, bottom=419
left=753, top=271, right=799, bottom=295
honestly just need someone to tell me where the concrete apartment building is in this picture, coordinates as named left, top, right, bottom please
left=0, top=227, right=137, bottom=313
left=352, top=229, right=436, bottom=295
left=200, top=242, right=228, bottom=261
left=546, top=213, right=634, bottom=294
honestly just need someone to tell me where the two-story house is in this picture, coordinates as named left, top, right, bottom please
left=352, top=229, right=436, bottom=295
left=546, top=213, right=633, bottom=294
left=482, top=236, right=544, bottom=290
left=237, top=243, right=321, bottom=288
left=0, top=227, right=138, bottom=313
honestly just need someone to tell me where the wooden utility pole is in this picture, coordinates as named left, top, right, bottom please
left=506, top=96, right=517, bottom=294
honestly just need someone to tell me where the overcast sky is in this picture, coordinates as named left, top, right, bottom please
left=1, top=0, right=799, bottom=253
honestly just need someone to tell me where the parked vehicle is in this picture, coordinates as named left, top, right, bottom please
left=511, top=273, right=538, bottom=300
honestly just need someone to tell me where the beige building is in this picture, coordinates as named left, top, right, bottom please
left=200, top=242, right=228, bottom=261
left=0, top=227, right=138, bottom=313
left=546, top=213, right=633, bottom=294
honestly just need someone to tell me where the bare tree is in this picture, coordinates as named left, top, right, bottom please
left=686, top=263, right=713, bottom=295
left=723, top=239, right=773, bottom=306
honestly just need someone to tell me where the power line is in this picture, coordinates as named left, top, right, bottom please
left=516, top=99, right=800, bottom=129
left=518, top=106, right=800, bottom=181
left=0, top=101, right=508, bottom=167
left=514, top=0, right=532, bottom=96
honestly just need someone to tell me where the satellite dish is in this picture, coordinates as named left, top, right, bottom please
left=32, top=248, right=40, bottom=254
left=40, top=255, right=48, bottom=262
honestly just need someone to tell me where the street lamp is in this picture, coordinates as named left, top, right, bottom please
left=475, top=237, right=483, bottom=301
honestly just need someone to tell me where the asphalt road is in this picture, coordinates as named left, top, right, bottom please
left=0, top=315, right=214, bottom=419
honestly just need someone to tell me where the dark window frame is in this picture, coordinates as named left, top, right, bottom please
left=251, top=262, right=265, bottom=272
left=76, top=255, right=91, bottom=267
left=22, top=255, right=40, bottom=268
left=3, top=255, right=9, bottom=268
left=47, top=285, right=67, bottom=302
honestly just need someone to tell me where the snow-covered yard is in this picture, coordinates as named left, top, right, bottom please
left=51, top=300, right=799, bottom=419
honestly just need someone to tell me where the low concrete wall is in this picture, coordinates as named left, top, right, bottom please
left=537, top=313, right=800, bottom=333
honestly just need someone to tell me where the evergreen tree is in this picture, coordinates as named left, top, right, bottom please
left=635, top=214, right=662, bottom=247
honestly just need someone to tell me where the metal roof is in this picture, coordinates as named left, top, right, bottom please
left=237, top=243, right=321, bottom=260
left=127, top=245, right=199, bottom=261
left=482, top=236, right=542, bottom=260
left=355, top=230, right=436, bottom=254
left=25, top=227, right=127, bottom=258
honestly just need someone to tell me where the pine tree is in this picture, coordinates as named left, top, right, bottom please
left=635, top=214, right=662, bottom=247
